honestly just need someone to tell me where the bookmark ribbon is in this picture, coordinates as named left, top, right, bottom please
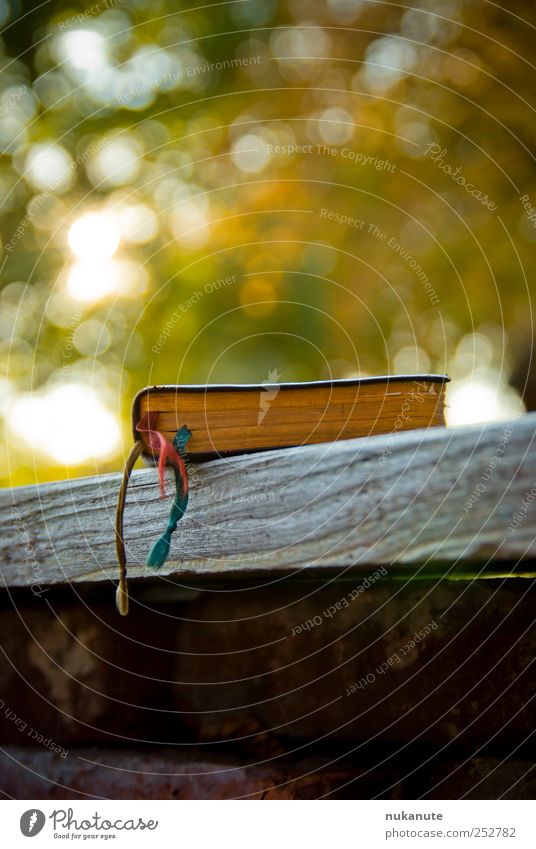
left=115, top=413, right=191, bottom=616
left=144, top=424, right=191, bottom=569
left=135, top=412, right=189, bottom=498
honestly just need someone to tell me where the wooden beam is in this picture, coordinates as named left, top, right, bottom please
left=1, top=745, right=533, bottom=800
left=0, top=746, right=408, bottom=800
left=1, top=416, right=535, bottom=589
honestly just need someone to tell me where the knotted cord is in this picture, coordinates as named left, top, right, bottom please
left=115, top=412, right=191, bottom=616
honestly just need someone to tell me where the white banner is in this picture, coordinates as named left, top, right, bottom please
left=1, top=800, right=534, bottom=848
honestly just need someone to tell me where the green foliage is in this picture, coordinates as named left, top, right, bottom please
left=0, top=0, right=533, bottom=484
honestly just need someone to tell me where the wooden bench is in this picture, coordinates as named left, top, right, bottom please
left=1, top=417, right=534, bottom=799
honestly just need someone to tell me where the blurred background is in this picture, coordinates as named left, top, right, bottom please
left=0, top=0, right=534, bottom=486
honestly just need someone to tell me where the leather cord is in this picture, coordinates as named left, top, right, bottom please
left=114, top=439, right=144, bottom=616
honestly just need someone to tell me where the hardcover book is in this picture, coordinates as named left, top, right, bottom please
left=132, top=375, right=449, bottom=460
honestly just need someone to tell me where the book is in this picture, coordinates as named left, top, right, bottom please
left=132, top=375, right=449, bottom=460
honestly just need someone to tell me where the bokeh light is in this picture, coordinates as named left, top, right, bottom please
left=24, top=144, right=74, bottom=193
left=9, top=384, right=120, bottom=464
left=68, top=212, right=121, bottom=261
left=447, top=376, right=525, bottom=427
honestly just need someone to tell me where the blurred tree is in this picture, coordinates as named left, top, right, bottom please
left=0, top=0, right=533, bottom=484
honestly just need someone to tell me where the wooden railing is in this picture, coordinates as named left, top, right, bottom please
left=1, top=415, right=535, bottom=590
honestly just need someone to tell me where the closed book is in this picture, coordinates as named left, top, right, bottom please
left=132, top=375, right=449, bottom=460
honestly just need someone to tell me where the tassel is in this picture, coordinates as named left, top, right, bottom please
left=136, top=412, right=188, bottom=497
left=114, top=416, right=191, bottom=615
left=146, top=426, right=191, bottom=569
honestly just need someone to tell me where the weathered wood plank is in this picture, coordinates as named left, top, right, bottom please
left=1, top=416, right=535, bottom=589
left=0, top=582, right=533, bottom=750
left=1, top=746, right=534, bottom=799
left=171, top=580, right=536, bottom=750
left=0, top=746, right=398, bottom=799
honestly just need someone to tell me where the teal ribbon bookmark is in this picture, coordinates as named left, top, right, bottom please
left=145, top=425, right=192, bottom=570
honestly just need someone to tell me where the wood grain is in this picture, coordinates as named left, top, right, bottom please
left=0, top=416, right=534, bottom=589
